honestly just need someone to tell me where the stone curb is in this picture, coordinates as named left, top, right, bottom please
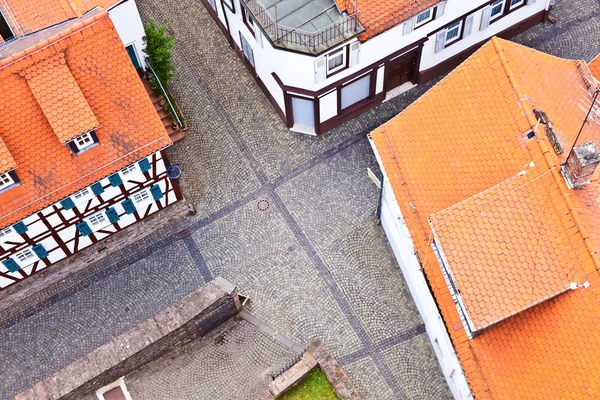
left=259, top=340, right=360, bottom=400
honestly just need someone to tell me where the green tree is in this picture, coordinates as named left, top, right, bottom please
left=143, top=19, right=175, bottom=86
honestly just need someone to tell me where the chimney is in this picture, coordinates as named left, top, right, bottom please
left=563, top=141, right=600, bottom=189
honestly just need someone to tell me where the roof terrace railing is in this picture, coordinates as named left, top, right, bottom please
left=243, top=0, right=362, bottom=54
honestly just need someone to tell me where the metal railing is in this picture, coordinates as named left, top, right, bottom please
left=145, top=61, right=183, bottom=129
left=244, top=0, right=362, bottom=53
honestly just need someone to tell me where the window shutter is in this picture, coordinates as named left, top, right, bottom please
left=434, top=31, right=446, bottom=53
left=463, top=14, right=475, bottom=38
left=108, top=173, right=123, bottom=187
left=402, top=18, right=415, bottom=35
left=138, top=159, right=151, bottom=173
left=436, top=2, right=446, bottom=18
left=122, top=199, right=137, bottom=214
left=76, top=221, right=92, bottom=236
left=256, top=30, right=263, bottom=48
left=349, top=42, right=361, bottom=68
left=314, top=58, right=326, bottom=83
left=32, top=244, right=48, bottom=259
left=60, top=198, right=75, bottom=210
left=105, top=207, right=120, bottom=223
left=91, top=182, right=105, bottom=196
left=2, top=258, right=20, bottom=272
left=480, top=6, right=492, bottom=30
left=12, top=221, right=27, bottom=234
left=150, top=184, right=163, bottom=201
left=526, top=0, right=536, bottom=4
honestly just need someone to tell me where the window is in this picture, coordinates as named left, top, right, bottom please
left=445, top=21, right=462, bottom=44
left=15, top=248, right=37, bottom=266
left=341, top=74, right=371, bottom=110
left=0, top=9, right=14, bottom=41
left=240, top=34, right=255, bottom=67
left=0, top=227, right=13, bottom=240
left=415, top=8, right=433, bottom=27
left=121, top=164, right=138, bottom=176
left=509, top=0, right=524, bottom=9
left=84, top=211, right=112, bottom=233
left=132, top=189, right=150, bottom=205
left=490, top=0, right=505, bottom=19
left=327, top=49, right=346, bottom=75
left=70, top=131, right=98, bottom=154
left=72, top=187, right=92, bottom=203
left=75, top=132, right=94, bottom=148
left=0, top=172, right=14, bottom=191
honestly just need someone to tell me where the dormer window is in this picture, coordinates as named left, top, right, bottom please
left=69, top=131, right=99, bottom=154
left=0, top=9, right=15, bottom=41
left=0, top=170, right=19, bottom=193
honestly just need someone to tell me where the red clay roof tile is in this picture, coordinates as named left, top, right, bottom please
left=0, top=13, right=171, bottom=228
left=370, top=37, right=600, bottom=399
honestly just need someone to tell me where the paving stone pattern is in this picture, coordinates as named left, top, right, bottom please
left=0, top=1, right=597, bottom=399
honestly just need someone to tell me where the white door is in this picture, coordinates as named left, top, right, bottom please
left=291, top=97, right=315, bottom=131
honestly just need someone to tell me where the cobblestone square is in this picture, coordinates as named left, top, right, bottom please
left=0, top=1, right=598, bottom=399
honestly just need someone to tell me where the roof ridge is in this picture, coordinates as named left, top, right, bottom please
left=491, top=36, right=600, bottom=276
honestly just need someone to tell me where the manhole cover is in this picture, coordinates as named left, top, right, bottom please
left=257, top=200, right=270, bottom=211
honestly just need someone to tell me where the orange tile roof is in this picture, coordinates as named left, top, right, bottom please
left=22, top=52, right=99, bottom=144
left=0, top=136, right=16, bottom=175
left=0, top=12, right=171, bottom=228
left=430, top=170, right=583, bottom=334
left=336, top=0, right=439, bottom=40
left=0, top=0, right=120, bottom=36
left=370, top=37, right=600, bottom=399
left=589, top=53, right=600, bottom=78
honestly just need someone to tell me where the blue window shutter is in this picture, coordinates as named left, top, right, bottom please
left=76, top=221, right=92, bottom=236
left=60, top=198, right=75, bottom=210
left=105, top=207, right=120, bottom=223
left=12, top=221, right=28, bottom=234
left=91, top=182, right=105, bottom=196
left=122, top=199, right=136, bottom=214
left=108, top=173, right=122, bottom=187
left=138, top=159, right=151, bottom=173
left=2, top=258, right=20, bottom=272
left=150, top=185, right=163, bottom=200
left=32, top=244, right=49, bottom=259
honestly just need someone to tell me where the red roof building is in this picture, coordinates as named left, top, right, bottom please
left=370, top=37, right=600, bottom=399
left=0, top=4, right=183, bottom=289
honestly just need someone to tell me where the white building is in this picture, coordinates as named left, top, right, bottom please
left=201, top=0, right=554, bottom=135
left=0, top=3, right=182, bottom=290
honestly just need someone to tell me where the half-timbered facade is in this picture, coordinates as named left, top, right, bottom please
left=0, top=151, right=181, bottom=289
left=0, top=7, right=181, bottom=290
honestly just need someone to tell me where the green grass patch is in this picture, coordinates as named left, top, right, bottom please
left=279, top=368, right=338, bottom=400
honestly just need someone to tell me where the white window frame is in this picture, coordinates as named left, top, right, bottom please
left=414, top=8, right=433, bottom=27
left=85, top=211, right=111, bottom=232
left=74, top=131, right=95, bottom=151
left=509, top=0, right=524, bottom=9
left=0, top=172, right=14, bottom=191
left=120, top=164, right=139, bottom=179
left=132, top=189, right=151, bottom=206
left=71, top=187, right=93, bottom=204
left=490, top=0, right=506, bottom=20
left=14, top=248, right=39, bottom=267
left=0, top=227, right=15, bottom=244
left=445, top=20, right=463, bottom=44
left=326, top=48, right=346, bottom=75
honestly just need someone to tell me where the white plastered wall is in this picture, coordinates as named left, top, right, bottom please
left=369, top=137, right=474, bottom=400
left=108, top=0, right=147, bottom=69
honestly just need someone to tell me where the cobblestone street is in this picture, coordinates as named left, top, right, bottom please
left=1, top=0, right=599, bottom=399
